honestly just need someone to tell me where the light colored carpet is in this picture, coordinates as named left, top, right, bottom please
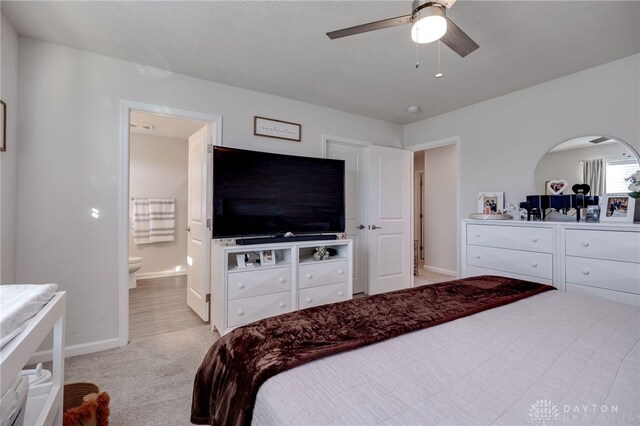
left=55, top=325, right=219, bottom=425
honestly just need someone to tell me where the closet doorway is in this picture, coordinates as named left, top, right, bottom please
left=119, top=101, right=221, bottom=346
left=410, top=137, right=460, bottom=286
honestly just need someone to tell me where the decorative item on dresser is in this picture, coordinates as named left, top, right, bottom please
left=601, top=193, right=635, bottom=223
left=210, top=239, right=353, bottom=335
left=461, top=219, right=640, bottom=304
left=477, top=192, right=504, bottom=213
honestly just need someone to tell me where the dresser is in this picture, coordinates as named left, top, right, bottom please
left=461, top=220, right=640, bottom=304
left=211, top=239, right=353, bottom=334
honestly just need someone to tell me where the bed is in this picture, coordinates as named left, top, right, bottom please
left=192, top=276, right=640, bottom=425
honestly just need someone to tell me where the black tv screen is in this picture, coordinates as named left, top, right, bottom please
left=213, top=147, right=345, bottom=238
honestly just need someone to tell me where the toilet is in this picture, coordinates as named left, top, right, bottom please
left=128, top=257, right=143, bottom=289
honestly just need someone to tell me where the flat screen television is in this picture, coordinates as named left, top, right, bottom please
left=213, top=147, right=345, bottom=238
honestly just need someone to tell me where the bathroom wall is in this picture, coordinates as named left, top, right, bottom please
left=129, top=133, right=190, bottom=277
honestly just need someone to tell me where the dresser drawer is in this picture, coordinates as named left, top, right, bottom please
left=566, top=256, right=640, bottom=295
left=299, top=260, right=349, bottom=289
left=227, top=291, right=291, bottom=328
left=566, top=283, right=640, bottom=305
left=566, top=230, right=640, bottom=263
left=467, top=245, right=553, bottom=279
left=228, top=266, right=291, bottom=301
left=467, top=224, right=553, bottom=253
left=299, top=281, right=350, bottom=309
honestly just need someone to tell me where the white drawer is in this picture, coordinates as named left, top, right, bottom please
left=228, top=266, right=291, bottom=300
left=566, top=283, right=640, bottom=305
left=227, top=291, right=291, bottom=328
left=463, top=265, right=554, bottom=286
left=467, top=245, right=553, bottom=280
left=566, top=256, right=640, bottom=295
left=566, top=229, right=640, bottom=263
left=299, top=260, right=349, bottom=289
left=467, top=224, right=553, bottom=253
left=299, top=281, right=350, bottom=309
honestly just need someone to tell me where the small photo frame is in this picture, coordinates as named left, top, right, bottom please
left=236, top=254, right=247, bottom=268
left=260, top=249, right=276, bottom=266
left=478, top=192, right=505, bottom=214
left=601, top=193, right=635, bottom=223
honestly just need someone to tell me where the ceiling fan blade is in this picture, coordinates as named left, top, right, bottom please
left=327, top=15, right=412, bottom=40
left=440, top=17, right=479, bottom=57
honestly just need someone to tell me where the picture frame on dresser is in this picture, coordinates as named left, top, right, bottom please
left=260, top=249, right=276, bottom=265
left=601, top=193, right=635, bottom=222
left=478, top=192, right=504, bottom=214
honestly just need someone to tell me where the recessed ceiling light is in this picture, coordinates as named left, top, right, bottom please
left=407, top=105, right=421, bottom=113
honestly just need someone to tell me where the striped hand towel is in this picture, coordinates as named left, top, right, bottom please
left=132, top=198, right=176, bottom=244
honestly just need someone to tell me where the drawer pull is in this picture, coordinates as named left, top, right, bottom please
left=237, top=309, right=244, bottom=316
left=531, top=236, right=538, bottom=242
left=582, top=241, right=590, bottom=247
left=475, top=233, right=481, bottom=238
left=338, top=291, right=344, bottom=296
left=475, top=255, right=481, bottom=259
left=306, top=297, right=312, bottom=303
left=306, top=274, right=312, bottom=279
left=279, top=277, right=285, bottom=283
left=279, top=302, right=285, bottom=308
left=531, top=262, right=538, bottom=268
left=237, top=283, right=244, bottom=289
left=583, top=269, right=590, bottom=275
left=338, top=270, right=344, bottom=275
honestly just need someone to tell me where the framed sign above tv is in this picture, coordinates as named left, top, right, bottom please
left=254, top=116, right=301, bottom=142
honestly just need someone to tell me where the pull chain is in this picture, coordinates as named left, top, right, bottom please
left=415, top=28, right=420, bottom=68
left=436, top=41, right=443, bottom=78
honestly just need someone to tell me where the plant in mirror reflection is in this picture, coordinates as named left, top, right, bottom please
left=625, top=170, right=640, bottom=198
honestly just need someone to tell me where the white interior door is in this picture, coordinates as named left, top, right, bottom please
left=326, top=141, right=369, bottom=294
left=368, top=145, right=411, bottom=295
left=187, top=124, right=213, bottom=321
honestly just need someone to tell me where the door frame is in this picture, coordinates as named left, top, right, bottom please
left=405, top=136, right=461, bottom=286
left=118, top=100, right=222, bottom=347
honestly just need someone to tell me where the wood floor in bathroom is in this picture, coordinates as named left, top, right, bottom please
left=128, top=275, right=205, bottom=341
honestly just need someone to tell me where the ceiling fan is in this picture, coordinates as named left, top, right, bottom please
left=326, top=0, right=479, bottom=58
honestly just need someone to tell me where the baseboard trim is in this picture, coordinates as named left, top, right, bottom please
left=28, top=337, right=120, bottom=364
left=423, top=265, right=457, bottom=277
left=136, top=270, right=187, bottom=280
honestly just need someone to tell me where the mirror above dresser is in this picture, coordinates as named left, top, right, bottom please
left=534, top=135, right=639, bottom=197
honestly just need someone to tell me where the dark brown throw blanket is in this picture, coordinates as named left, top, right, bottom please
left=191, top=275, right=554, bottom=425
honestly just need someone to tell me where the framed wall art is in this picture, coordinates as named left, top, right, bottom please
left=254, top=116, right=301, bottom=142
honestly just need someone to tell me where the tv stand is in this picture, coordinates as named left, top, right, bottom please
left=235, top=234, right=338, bottom=245
left=211, top=239, right=353, bottom=334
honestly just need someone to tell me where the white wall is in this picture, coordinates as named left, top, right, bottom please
left=0, top=14, right=19, bottom=284
left=15, top=38, right=403, bottom=349
left=129, top=133, right=190, bottom=276
left=423, top=144, right=457, bottom=274
left=404, top=54, right=640, bottom=219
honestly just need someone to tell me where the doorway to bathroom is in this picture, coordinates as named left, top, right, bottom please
left=119, top=102, right=221, bottom=345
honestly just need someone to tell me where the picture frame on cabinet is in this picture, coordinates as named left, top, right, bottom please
left=478, top=192, right=504, bottom=214
left=260, top=249, right=276, bottom=266
left=601, top=193, right=635, bottom=222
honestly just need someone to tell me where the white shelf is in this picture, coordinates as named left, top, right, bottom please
left=227, top=262, right=291, bottom=274
left=299, top=255, right=348, bottom=265
left=0, top=291, right=66, bottom=426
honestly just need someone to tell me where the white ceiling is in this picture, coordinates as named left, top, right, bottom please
left=130, top=111, right=205, bottom=139
left=3, top=1, right=639, bottom=125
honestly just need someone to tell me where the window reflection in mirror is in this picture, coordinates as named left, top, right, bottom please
left=534, top=136, right=639, bottom=196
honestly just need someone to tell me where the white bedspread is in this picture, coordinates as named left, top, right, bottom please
left=0, top=284, right=58, bottom=349
left=253, top=291, right=640, bottom=425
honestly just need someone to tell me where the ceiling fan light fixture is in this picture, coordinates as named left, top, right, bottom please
left=411, top=5, right=447, bottom=44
